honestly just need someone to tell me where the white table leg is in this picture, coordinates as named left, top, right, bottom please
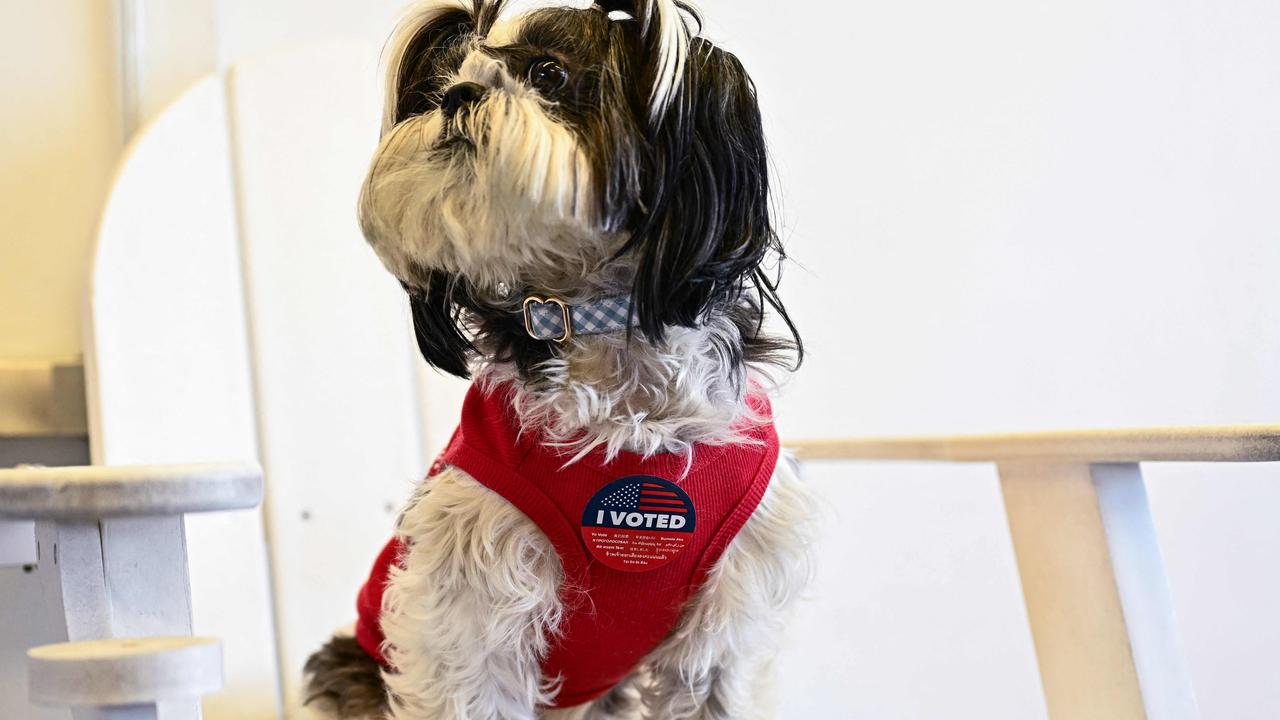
left=997, top=461, right=1198, bottom=719
left=36, top=521, right=111, bottom=641
left=1092, top=463, right=1199, bottom=719
left=100, top=517, right=193, bottom=637
left=35, top=518, right=196, bottom=639
left=99, top=518, right=199, bottom=720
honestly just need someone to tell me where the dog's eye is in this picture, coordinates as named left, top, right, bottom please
left=528, top=58, right=569, bottom=94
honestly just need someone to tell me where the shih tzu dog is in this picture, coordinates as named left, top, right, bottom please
left=303, top=0, right=815, bottom=718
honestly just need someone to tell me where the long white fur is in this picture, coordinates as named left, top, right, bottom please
left=382, top=468, right=566, bottom=719
left=478, top=313, right=773, bottom=467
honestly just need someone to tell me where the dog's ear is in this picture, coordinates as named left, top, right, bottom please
left=381, top=3, right=478, bottom=133
left=407, top=276, right=475, bottom=379
left=625, top=39, right=781, bottom=344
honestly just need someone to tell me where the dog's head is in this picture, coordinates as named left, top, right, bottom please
left=360, top=0, right=797, bottom=378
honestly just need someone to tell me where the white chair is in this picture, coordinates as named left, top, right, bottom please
left=77, top=39, right=468, bottom=717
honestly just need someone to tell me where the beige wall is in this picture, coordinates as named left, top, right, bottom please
left=0, top=2, right=122, bottom=361
left=0, top=0, right=407, bottom=363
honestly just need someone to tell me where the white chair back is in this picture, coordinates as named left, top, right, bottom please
left=225, top=40, right=464, bottom=709
left=86, top=74, right=279, bottom=718
left=83, top=39, right=470, bottom=716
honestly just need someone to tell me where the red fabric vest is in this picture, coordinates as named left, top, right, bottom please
left=355, top=382, right=779, bottom=708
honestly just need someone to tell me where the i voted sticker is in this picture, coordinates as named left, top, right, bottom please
left=580, top=476, right=697, bottom=573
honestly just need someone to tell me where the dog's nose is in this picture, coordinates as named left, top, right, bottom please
left=440, top=82, right=486, bottom=119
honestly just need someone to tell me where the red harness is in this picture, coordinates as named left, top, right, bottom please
left=355, top=382, right=779, bottom=708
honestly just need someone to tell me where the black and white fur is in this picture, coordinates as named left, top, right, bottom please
left=304, top=1, right=814, bottom=718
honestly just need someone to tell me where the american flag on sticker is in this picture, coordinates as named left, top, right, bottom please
left=581, top=475, right=699, bottom=572
left=598, top=480, right=692, bottom=514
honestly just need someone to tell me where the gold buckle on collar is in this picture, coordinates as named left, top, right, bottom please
left=522, top=296, right=573, bottom=343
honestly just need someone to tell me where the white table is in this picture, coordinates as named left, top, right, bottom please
left=0, top=463, right=261, bottom=720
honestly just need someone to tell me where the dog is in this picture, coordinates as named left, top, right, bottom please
left=303, top=1, right=815, bottom=718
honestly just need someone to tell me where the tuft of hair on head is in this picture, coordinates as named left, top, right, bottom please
left=594, top=0, right=635, bottom=17
left=641, top=0, right=695, bottom=122
left=594, top=0, right=697, bottom=123
left=470, top=0, right=508, bottom=36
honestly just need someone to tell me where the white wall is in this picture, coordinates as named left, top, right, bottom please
left=695, top=0, right=1280, bottom=717
left=217, top=0, right=406, bottom=67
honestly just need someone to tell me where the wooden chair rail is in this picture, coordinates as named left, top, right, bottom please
left=789, top=424, right=1280, bottom=464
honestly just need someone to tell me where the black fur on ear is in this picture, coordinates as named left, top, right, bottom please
left=620, top=38, right=802, bottom=369
left=388, top=2, right=512, bottom=127
left=406, top=272, right=476, bottom=379
left=391, top=6, right=476, bottom=125
left=404, top=268, right=561, bottom=379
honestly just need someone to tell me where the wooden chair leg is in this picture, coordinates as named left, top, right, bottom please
left=998, top=461, right=1199, bottom=719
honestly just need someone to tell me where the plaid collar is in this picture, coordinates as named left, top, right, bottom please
left=522, top=294, right=634, bottom=343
